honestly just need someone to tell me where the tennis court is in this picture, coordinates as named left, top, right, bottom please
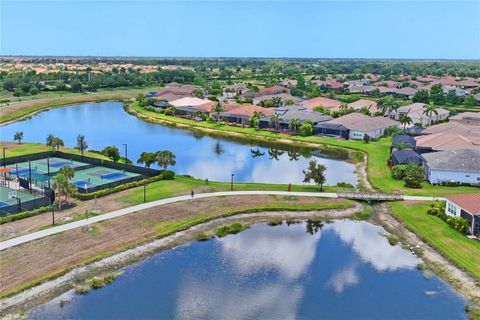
left=6, top=157, right=89, bottom=177
left=70, top=166, right=140, bottom=190
left=0, top=186, right=36, bottom=208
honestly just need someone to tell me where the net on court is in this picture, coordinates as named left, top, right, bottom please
left=6, top=157, right=89, bottom=176
left=72, top=166, right=140, bottom=188
left=0, top=186, right=36, bottom=207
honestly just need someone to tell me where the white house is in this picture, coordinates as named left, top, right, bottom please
left=445, top=194, right=480, bottom=236
left=422, top=149, right=480, bottom=185
left=391, top=103, right=450, bottom=127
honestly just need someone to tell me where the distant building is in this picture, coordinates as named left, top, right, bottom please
left=260, top=106, right=332, bottom=131
left=301, top=97, right=342, bottom=111
left=422, top=149, right=480, bottom=185
left=252, top=93, right=302, bottom=106
left=445, top=194, right=480, bottom=237
left=347, top=99, right=380, bottom=113
left=169, top=97, right=217, bottom=117
left=220, top=105, right=274, bottom=125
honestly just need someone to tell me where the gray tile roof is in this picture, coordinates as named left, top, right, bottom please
left=423, top=149, right=480, bottom=171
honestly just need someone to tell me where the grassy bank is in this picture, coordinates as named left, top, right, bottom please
left=0, top=86, right=161, bottom=124
left=0, top=141, right=108, bottom=160
left=130, top=102, right=479, bottom=196
left=389, top=201, right=480, bottom=281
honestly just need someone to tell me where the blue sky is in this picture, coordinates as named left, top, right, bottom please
left=1, top=1, right=479, bottom=59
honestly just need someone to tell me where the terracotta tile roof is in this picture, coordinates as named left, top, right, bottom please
left=415, top=132, right=480, bottom=151
left=446, top=194, right=480, bottom=216
left=221, top=105, right=274, bottom=118
left=422, top=121, right=480, bottom=137
left=348, top=99, right=379, bottom=112
left=302, top=97, right=342, bottom=110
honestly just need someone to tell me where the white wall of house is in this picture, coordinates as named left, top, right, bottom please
left=426, top=167, right=480, bottom=185
left=349, top=128, right=384, bottom=140
left=445, top=200, right=461, bottom=217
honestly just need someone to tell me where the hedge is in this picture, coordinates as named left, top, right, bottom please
left=0, top=206, right=51, bottom=224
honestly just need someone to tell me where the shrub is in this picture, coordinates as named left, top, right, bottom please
left=387, top=234, right=399, bottom=246
left=0, top=206, right=51, bottom=224
left=445, top=216, right=470, bottom=234
left=336, top=182, right=355, bottom=189
left=195, top=233, right=210, bottom=241
left=215, top=223, right=246, bottom=237
left=164, top=107, right=176, bottom=116
left=392, top=165, right=408, bottom=180
left=74, top=285, right=91, bottom=294
left=403, top=164, right=424, bottom=188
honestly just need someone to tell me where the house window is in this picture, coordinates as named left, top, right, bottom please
left=447, top=202, right=457, bottom=215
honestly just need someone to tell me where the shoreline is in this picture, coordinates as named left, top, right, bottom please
left=0, top=205, right=363, bottom=316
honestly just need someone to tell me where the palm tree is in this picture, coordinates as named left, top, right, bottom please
left=155, top=150, right=176, bottom=170
left=271, top=96, right=283, bottom=108
left=211, top=102, right=224, bottom=122
left=51, top=174, right=69, bottom=210
left=51, top=137, right=64, bottom=151
left=137, top=152, right=156, bottom=169
left=46, top=133, right=55, bottom=147
left=288, top=118, right=301, bottom=131
left=339, top=103, right=349, bottom=114
left=13, top=132, right=23, bottom=144
left=58, top=165, right=75, bottom=181
left=399, top=112, right=413, bottom=130
left=378, top=95, right=400, bottom=116
left=423, top=101, right=438, bottom=125
left=269, top=114, right=282, bottom=130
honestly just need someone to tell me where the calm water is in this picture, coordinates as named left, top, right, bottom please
left=27, top=220, right=466, bottom=320
left=0, top=102, right=356, bottom=185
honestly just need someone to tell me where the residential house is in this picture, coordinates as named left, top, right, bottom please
left=219, top=105, right=274, bottom=125
left=390, top=149, right=424, bottom=166
left=348, top=99, right=380, bottom=113
left=169, top=97, right=217, bottom=117
left=260, top=106, right=332, bottom=131
left=223, top=84, right=247, bottom=98
left=255, top=85, right=289, bottom=96
left=391, top=135, right=416, bottom=150
left=449, top=112, right=480, bottom=126
left=415, top=133, right=480, bottom=152
left=445, top=194, right=480, bottom=237
left=315, top=113, right=400, bottom=140
left=348, top=85, right=376, bottom=94
left=301, top=97, right=342, bottom=111
left=422, top=149, right=480, bottom=185
left=277, top=80, right=297, bottom=89
left=392, top=103, right=450, bottom=127
left=253, top=93, right=302, bottom=106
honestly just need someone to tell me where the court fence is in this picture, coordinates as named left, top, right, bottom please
left=0, top=196, right=50, bottom=216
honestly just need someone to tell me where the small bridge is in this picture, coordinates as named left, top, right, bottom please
left=337, top=192, right=404, bottom=201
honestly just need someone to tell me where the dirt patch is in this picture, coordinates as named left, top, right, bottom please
left=370, top=203, right=480, bottom=305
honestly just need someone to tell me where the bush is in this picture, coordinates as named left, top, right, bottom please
left=392, top=165, right=408, bottom=180
left=164, top=107, right=176, bottom=116
left=403, top=164, right=424, bottom=188
left=445, top=216, right=470, bottom=234
left=215, top=223, right=246, bottom=237
left=387, top=234, right=399, bottom=246
left=195, top=233, right=210, bottom=241
left=0, top=206, right=51, bottom=224
left=336, top=182, right=355, bottom=189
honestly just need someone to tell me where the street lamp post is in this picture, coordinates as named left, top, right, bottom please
left=231, top=173, right=235, bottom=191
left=2, top=147, right=6, bottom=180
left=122, top=144, right=128, bottom=172
left=143, top=184, right=148, bottom=203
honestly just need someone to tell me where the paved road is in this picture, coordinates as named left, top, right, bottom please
left=0, top=191, right=444, bottom=251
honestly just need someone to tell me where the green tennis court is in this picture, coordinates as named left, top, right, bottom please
left=71, top=166, right=140, bottom=189
left=6, top=157, right=89, bottom=177
left=0, top=186, right=36, bottom=208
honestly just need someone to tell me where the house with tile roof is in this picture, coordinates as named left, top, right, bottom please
left=392, top=103, right=450, bottom=127
left=219, top=105, right=274, bottom=125
left=445, top=194, right=480, bottom=236
left=422, top=149, right=480, bottom=186
left=301, top=97, right=342, bottom=111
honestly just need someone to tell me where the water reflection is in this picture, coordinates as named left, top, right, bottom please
left=0, top=102, right=357, bottom=185
left=27, top=220, right=466, bottom=320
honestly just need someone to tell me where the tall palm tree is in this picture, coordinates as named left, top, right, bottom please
left=269, top=114, right=282, bottom=130
left=211, top=102, right=224, bottom=122
left=13, top=132, right=23, bottom=144
left=423, top=101, right=438, bottom=125
left=155, top=150, right=176, bottom=170
left=51, top=174, right=69, bottom=210
left=378, top=95, right=400, bottom=116
left=339, top=103, right=349, bottom=114
left=288, top=118, right=301, bottom=131
left=51, top=137, right=64, bottom=151
left=58, top=165, right=75, bottom=181
left=399, top=112, right=413, bottom=130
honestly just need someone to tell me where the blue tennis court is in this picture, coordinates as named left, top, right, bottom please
left=0, top=201, right=9, bottom=208
left=73, top=180, right=96, bottom=188
left=49, top=161, right=74, bottom=168
left=12, top=168, right=40, bottom=176
left=101, top=172, right=128, bottom=180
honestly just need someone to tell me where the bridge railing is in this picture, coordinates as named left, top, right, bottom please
left=337, top=192, right=404, bottom=201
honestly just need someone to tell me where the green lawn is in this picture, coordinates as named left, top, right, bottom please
left=131, top=103, right=479, bottom=196
left=389, top=201, right=480, bottom=281
left=0, top=142, right=108, bottom=160
left=122, top=175, right=342, bottom=205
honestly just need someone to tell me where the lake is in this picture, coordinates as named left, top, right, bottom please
left=0, top=102, right=357, bottom=185
left=27, top=220, right=467, bottom=320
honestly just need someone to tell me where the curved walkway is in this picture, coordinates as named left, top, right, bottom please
left=0, top=191, right=444, bottom=251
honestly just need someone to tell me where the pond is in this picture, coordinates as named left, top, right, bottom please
left=27, top=220, right=466, bottom=319
left=0, top=102, right=357, bottom=185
